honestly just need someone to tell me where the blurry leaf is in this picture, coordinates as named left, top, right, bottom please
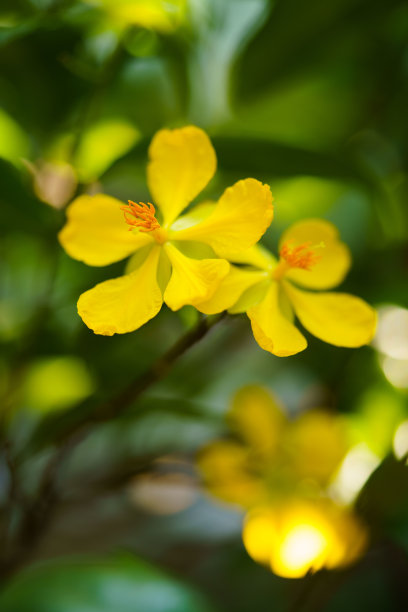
left=178, top=305, right=200, bottom=329
left=23, top=356, right=95, bottom=413
left=28, top=0, right=64, bottom=8
left=0, top=235, right=57, bottom=340
left=233, top=73, right=362, bottom=150
left=349, top=131, right=408, bottom=242
left=123, top=27, right=158, bottom=57
left=0, top=555, right=216, bottom=612
left=74, top=118, right=140, bottom=181
left=113, top=56, right=182, bottom=133
left=0, top=17, right=39, bottom=47
left=81, top=28, right=120, bottom=66
left=356, top=455, right=408, bottom=527
left=270, top=176, right=347, bottom=223
left=188, top=0, right=270, bottom=126
left=0, top=159, right=58, bottom=237
left=0, top=107, right=30, bottom=163
left=348, top=386, right=405, bottom=456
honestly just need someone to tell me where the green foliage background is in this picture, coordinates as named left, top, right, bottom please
left=0, top=0, right=408, bottom=610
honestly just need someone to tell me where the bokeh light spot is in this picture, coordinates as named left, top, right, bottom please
left=276, top=524, right=327, bottom=577
left=382, top=356, right=408, bottom=389
left=374, top=305, right=408, bottom=360
left=393, top=420, right=408, bottom=459
left=331, top=444, right=380, bottom=504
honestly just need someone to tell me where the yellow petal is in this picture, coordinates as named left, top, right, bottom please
left=196, top=266, right=267, bottom=315
left=77, top=247, right=162, bottom=335
left=59, top=194, right=153, bottom=266
left=172, top=179, right=273, bottom=257
left=197, top=441, right=264, bottom=507
left=284, top=282, right=377, bottom=347
left=147, top=126, right=216, bottom=227
left=124, top=244, right=155, bottom=273
left=243, top=508, right=280, bottom=565
left=279, top=219, right=351, bottom=289
left=247, top=283, right=307, bottom=357
left=170, top=201, right=215, bottom=231
left=229, top=385, right=286, bottom=459
left=285, top=409, right=348, bottom=485
left=226, top=244, right=276, bottom=270
left=228, top=279, right=270, bottom=314
left=163, top=243, right=229, bottom=310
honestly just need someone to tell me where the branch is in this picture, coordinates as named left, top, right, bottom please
left=0, top=312, right=226, bottom=581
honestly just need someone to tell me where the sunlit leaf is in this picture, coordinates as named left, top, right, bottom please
left=74, top=119, right=140, bottom=181
left=23, top=356, right=95, bottom=413
left=0, top=107, right=30, bottom=163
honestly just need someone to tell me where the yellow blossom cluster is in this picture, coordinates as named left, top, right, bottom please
left=59, top=125, right=376, bottom=357
left=197, top=385, right=368, bottom=578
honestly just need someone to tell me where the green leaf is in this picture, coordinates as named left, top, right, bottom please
left=0, top=108, right=30, bottom=163
left=23, top=356, right=95, bottom=413
left=0, top=556, right=216, bottom=612
left=74, top=119, right=140, bottom=182
left=0, top=17, right=39, bottom=47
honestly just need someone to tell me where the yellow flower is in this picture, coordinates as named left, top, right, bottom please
left=198, top=385, right=367, bottom=576
left=59, top=126, right=274, bottom=335
left=196, top=219, right=377, bottom=356
left=243, top=499, right=367, bottom=578
left=197, top=385, right=348, bottom=508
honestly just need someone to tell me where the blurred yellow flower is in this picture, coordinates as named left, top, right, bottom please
left=85, top=0, right=188, bottom=33
left=243, top=500, right=367, bottom=578
left=59, top=126, right=273, bottom=335
left=196, top=219, right=377, bottom=356
left=197, top=385, right=348, bottom=508
left=198, top=385, right=367, bottom=577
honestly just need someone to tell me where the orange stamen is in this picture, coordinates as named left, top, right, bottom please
left=273, top=241, right=323, bottom=280
left=280, top=241, right=321, bottom=270
left=121, top=200, right=161, bottom=233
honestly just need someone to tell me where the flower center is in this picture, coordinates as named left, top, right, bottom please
left=272, top=241, right=323, bottom=280
left=121, top=200, right=167, bottom=244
